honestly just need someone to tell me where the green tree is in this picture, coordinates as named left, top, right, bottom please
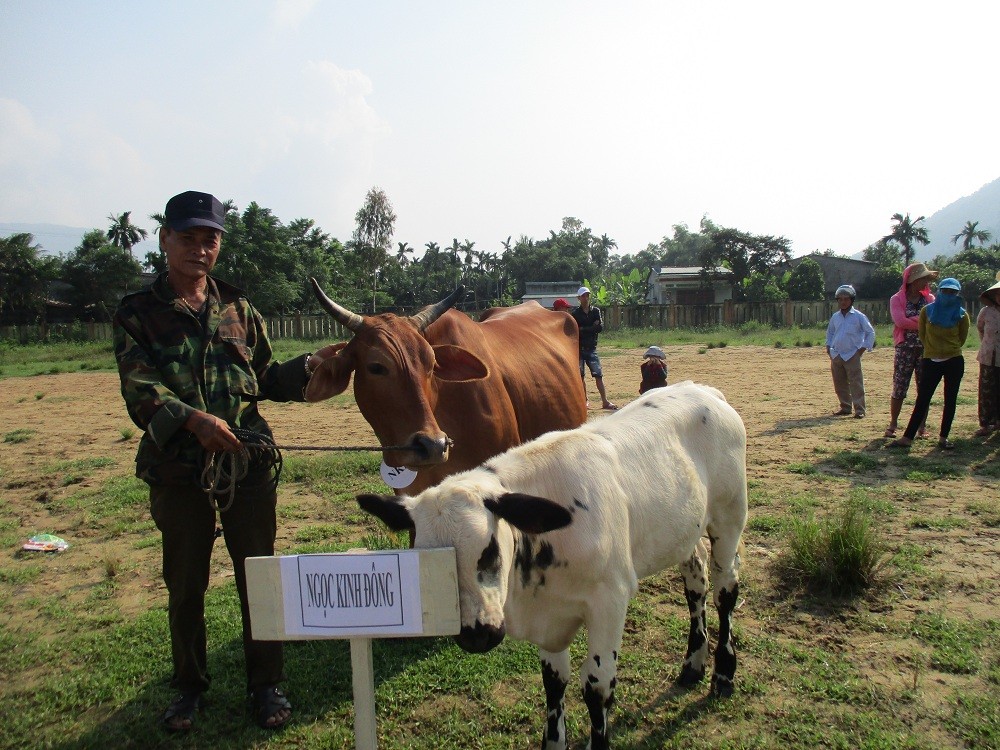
left=659, top=222, right=714, bottom=266
left=62, top=230, right=142, bottom=319
left=862, top=239, right=904, bottom=270
left=743, top=270, right=789, bottom=303
left=883, top=212, right=929, bottom=266
left=857, top=240, right=904, bottom=299
left=584, top=268, right=646, bottom=305
left=106, top=211, right=149, bottom=259
left=351, top=187, right=397, bottom=311
left=0, top=233, right=61, bottom=324
left=933, top=244, right=1000, bottom=299
left=213, top=202, right=302, bottom=315
left=593, top=233, right=617, bottom=269
left=504, top=218, right=609, bottom=297
left=286, top=218, right=345, bottom=314
left=786, top=257, right=825, bottom=301
left=395, top=241, right=414, bottom=266
left=699, top=217, right=792, bottom=302
left=607, top=246, right=661, bottom=278
left=951, top=220, right=992, bottom=251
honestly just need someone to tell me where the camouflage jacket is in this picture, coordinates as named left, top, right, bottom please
left=113, top=272, right=310, bottom=485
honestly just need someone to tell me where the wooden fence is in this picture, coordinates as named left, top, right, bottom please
left=604, top=298, right=985, bottom=330
left=0, top=299, right=985, bottom=344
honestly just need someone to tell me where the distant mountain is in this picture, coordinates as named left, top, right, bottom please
left=916, top=177, right=1000, bottom=261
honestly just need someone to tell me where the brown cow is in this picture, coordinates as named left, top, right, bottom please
left=304, top=279, right=587, bottom=493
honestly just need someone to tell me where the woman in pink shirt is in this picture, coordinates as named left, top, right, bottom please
left=885, top=263, right=938, bottom=438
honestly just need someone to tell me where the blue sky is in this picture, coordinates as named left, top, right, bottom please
left=2, top=0, right=999, bottom=260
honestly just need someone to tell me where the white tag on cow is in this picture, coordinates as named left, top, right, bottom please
left=380, top=462, right=416, bottom=489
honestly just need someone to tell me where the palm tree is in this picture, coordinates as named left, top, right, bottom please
left=883, top=213, right=930, bottom=266
left=461, top=240, right=476, bottom=270
left=950, top=220, right=992, bottom=251
left=395, top=241, right=414, bottom=266
left=107, top=211, right=149, bottom=258
left=446, top=238, right=462, bottom=285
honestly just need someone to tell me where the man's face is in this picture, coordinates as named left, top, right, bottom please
left=578, top=293, right=590, bottom=308
left=162, top=226, right=222, bottom=284
left=836, top=294, right=852, bottom=311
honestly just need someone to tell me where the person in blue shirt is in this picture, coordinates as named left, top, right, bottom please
left=826, top=284, right=876, bottom=418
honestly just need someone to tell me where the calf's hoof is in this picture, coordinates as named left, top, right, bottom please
left=676, top=663, right=705, bottom=687
left=710, top=674, right=735, bottom=698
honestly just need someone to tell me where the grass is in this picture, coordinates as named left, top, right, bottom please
left=4, top=451, right=991, bottom=750
left=0, top=325, right=904, bottom=382
left=2, top=428, right=36, bottom=443
left=0, top=339, right=119, bottom=378
left=1, top=339, right=997, bottom=749
left=780, top=496, right=888, bottom=595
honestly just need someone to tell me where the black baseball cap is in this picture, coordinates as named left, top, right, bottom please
left=164, top=191, right=227, bottom=232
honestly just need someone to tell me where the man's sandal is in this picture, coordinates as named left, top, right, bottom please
left=250, top=685, right=292, bottom=729
left=162, top=691, right=205, bottom=732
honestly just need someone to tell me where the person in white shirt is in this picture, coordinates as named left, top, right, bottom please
left=826, top=284, right=876, bottom=418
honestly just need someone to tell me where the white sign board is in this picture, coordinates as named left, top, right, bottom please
left=246, top=548, right=459, bottom=641
left=290, top=552, right=419, bottom=635
left=247, top=548, right=460, bottom=749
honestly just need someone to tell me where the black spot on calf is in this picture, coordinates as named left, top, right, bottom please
left=476, top=535, right=501, bottom=583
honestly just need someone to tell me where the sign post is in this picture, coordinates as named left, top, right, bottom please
left=246, top=548, right=460, bottom=749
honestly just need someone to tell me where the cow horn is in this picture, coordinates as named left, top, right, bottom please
left=410, top=285, right=466, bottom=332
left=310, top=277, right=365, bottom=332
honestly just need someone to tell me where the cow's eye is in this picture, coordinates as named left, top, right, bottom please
left=366, top=362, right=389, bottom=376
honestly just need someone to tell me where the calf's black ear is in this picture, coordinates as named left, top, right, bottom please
left=357, top=494, right=415, bottom=531
left=484, top=493, right=573, bottom=535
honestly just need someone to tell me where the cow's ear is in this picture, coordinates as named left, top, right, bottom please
left=484, top=493, right=572, bottom=534
left=305, top=343, right=353, bottom=401
left=432, top=345, right=489, bottom=382
left=357, top=494, right=415, bottom=531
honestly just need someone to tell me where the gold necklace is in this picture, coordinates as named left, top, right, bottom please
left=180, top=293, right=206, bottom=311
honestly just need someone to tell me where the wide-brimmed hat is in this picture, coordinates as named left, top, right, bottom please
left=643, top=346, right=666, bottom=360
left=981, top=270, right=1000, bottom=305
left=906, top=262, right=939, bottom=284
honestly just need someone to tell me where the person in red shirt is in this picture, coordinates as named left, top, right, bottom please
left=639, top=346, right=669, bottom=394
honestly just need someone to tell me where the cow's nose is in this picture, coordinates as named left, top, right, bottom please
left=456, top=621, right=505, bottom=653
left=412, top=433, right=450, bottom=463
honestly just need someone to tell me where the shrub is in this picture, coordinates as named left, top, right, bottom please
left=781, top=497, right=887, bottom=595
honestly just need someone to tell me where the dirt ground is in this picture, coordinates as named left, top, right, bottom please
left=2, top=344, right=998, bottom=729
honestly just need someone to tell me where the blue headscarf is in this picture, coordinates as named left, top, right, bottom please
left=926, top=278, right=966, bottom=327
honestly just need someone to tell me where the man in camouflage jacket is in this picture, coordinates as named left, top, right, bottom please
left=115, top=271, right=308, bottom=486
left=113, top=191, right=333, bottom=732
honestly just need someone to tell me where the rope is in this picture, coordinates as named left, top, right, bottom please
left=199, top=429, right=283, bottom=512
left=199, top=429, right=453, bottom=511
left=247, top=443, right=410, bottom=452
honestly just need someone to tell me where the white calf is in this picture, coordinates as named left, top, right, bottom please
left=358, top=381, right=748, bottom=750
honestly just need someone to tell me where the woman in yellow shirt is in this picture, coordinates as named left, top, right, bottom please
left=890, top=277, right=970, bottom=450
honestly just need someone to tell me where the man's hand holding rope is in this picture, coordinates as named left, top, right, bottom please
left=185, top=411, right=242, bottom=453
